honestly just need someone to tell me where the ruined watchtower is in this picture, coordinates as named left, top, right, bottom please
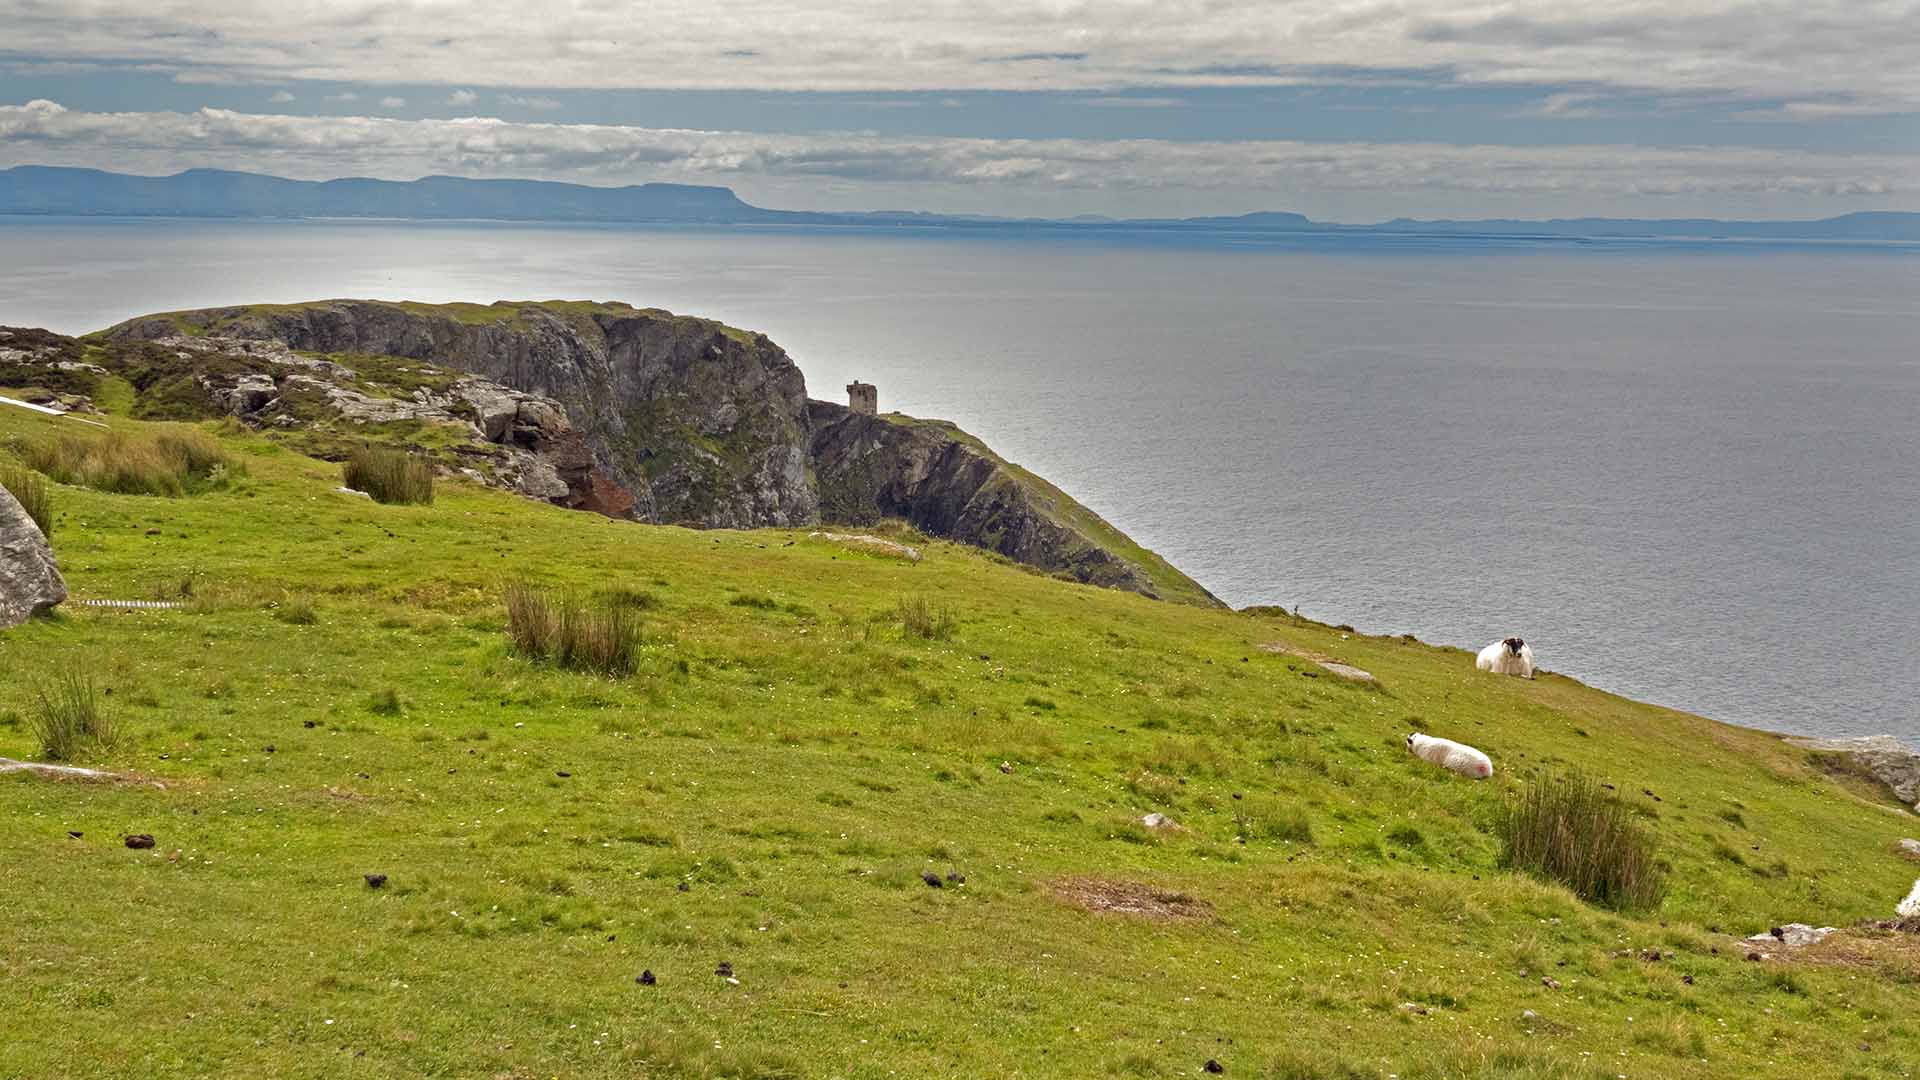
left=847, top=380, right=878, bottom=416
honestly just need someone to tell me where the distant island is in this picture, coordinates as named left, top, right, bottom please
left=3, top=164, right=1916, bottom=241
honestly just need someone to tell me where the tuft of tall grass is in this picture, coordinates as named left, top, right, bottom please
left=0, top=462, right=53, bottom=536
left=505, top=582, right=639, bottom=676
left=342, top=446, right=435, bottom=505
left=896, top=595, right=955, bottom=640
left=21, top=425, right=238, bottom=497
left=1499, top=772, right=1668, bottom=912
left=31, top=673, right=114, bottom=761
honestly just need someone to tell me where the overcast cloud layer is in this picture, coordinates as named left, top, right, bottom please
left=6, top=100, right=1915, bottom=215
left=0, top=2, right=1915, bottom=218
left=5, top=0, right=1919, bottom=109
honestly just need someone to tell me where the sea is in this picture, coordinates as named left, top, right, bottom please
left=1, top=217, right=1915, bottom=745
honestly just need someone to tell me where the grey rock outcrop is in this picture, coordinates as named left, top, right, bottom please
left=1745, top=923, right=1835, bottom=949
left=106, top=300, right=815, bottom=528
left=1790, top=735, right=1920, bottom=812
left=130, top=335, right=632, bottom=517
left=0, top=483, right=66, bottom=628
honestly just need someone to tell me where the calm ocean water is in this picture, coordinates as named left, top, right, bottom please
left=2, top=218, right=1915, bottom=744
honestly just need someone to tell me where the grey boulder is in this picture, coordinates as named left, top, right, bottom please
left=0, top=483, right=66, bottom=628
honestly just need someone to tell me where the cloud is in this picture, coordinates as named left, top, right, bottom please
left=379, top=96, right=406, bottom=108
left=498, top=94, right=563, bottom=110
left=447, top=89, right=478, bottom=106
left=2, top=100, right=1913, bottom=205
left=1733, top=100, right=1917, bottom=121
left=1077, top=97, right=1185, bottom=109
left=269, top=90, right=296, bottom=103
left=0, top=1, right=1913, bottom=110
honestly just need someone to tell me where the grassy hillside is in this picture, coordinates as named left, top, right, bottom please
left=2, top=404, right=1917, bottom=1079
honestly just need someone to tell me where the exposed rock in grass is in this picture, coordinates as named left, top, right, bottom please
left=807, top=530, right=921, bottom=562
left=1900, top=839, right=1920, bottom=861
left=0, top=758, right=124, bottom=782
left=124, top=834, right=155, bottom=849
left=1141, top=812, right=1178, bottom=830
left=364, top=873, right=387, bottom=889
left=1256, top=643, right=1376, bottom=682
left=1747, top=923, right=1835, bottom=949
left=0, top=483, right=65, bottom=628
left=1047, top=877, right=1212, bottom=921
left=1790, top=735, right=1920, bottom=812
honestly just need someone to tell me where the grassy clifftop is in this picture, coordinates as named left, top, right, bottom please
left=2, top=404, right=1918, bottom=1078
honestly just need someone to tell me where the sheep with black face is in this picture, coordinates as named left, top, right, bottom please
left=1476, top=636, right=1535, bottom=678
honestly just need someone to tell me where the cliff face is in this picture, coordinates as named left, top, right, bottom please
left=104, top=300, right=815, bottom=528
left=87, top=300, right=1217, bottom=606
left=809, top=402, right=1220, bottom=606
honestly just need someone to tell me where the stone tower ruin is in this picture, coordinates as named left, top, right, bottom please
left=847, top=380, right=877, bottom=415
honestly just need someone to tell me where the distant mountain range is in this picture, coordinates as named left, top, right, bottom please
left=3, top=165, right=1916, bottom=241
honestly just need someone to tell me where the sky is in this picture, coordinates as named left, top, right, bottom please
left=0, top=0, right=1916, bottom=221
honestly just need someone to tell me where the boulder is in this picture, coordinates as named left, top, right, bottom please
left=0, top=483, right=66, bottom=628
left=1899, top=838, right=1920, bottom=861
left=200, top=371, right=278, bottom=416
left=1746, top=923, right=1834, bottom=948
left=456, top=380, right=523, bottom=442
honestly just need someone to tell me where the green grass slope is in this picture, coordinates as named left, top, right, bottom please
left=2, top=405, right=1917, bottom=1079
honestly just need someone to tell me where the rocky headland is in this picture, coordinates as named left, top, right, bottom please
left=6, top=300, right=1215, bottom=604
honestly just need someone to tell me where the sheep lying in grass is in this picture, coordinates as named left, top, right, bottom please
left=1407, top=733, right=1494, bottom=780
left=1476, top=637, right=1535, bottom=678
left=1899, top=878, right=1920, bottom=919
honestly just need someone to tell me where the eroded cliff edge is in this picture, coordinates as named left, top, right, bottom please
left=73, top=299, right=1217, bottom=605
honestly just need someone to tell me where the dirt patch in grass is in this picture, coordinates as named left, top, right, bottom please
left=1048, top=876, right=1213, bottom=921
left=1786, top=923, right=1920, bottom=979
left=1258, top=642, right=1376, bottom=683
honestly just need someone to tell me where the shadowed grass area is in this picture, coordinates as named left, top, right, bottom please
left=342, top=444, right=434, bottom=505
left=1, top=403, right=1918, bottom=1079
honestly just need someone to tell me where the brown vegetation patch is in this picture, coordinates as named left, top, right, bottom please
left=1778, top=923, right=1920, bottom=979
left=1048, top=876, right=1213, bottom=921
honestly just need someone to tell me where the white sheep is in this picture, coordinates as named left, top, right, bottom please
left=1406, top=732, right=1494, bottom=780
left=1476, top=637, right=1535, bottom=678
left=1899, top=878, right=1920, bottom=919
